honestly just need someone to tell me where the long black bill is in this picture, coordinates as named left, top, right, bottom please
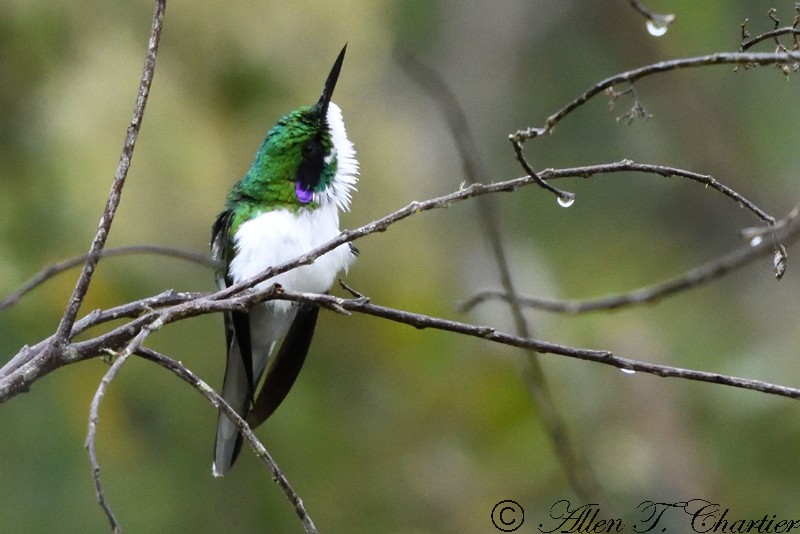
left=317, top=44, right=347, bottom=118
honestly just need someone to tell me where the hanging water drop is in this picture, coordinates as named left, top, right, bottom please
left=557, top=194, right=576, bottom=208
left=646, top=20, right=668, bottom=36
left=749, top=235, right=763, bottom=247
left=620, top=368, right=636, bottom=375
left=773, top=244, right=787, bottom=280
left=645, top=13, right=675, bottom=37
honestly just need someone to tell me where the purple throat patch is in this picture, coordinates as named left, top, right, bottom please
left=295, top=182, right=313, bottom=204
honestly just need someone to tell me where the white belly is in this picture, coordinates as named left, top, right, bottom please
left=229, top=204, right=354, bottom=311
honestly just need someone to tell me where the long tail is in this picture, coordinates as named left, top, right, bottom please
left=212, top=305, right=286, bottom=476
left=212, top=331, right=251, bottom=477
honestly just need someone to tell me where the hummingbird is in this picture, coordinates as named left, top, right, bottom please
left=211, top=45, right=358, bottom=477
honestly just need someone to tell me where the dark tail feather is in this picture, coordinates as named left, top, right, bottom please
left=212, top=329, right=251, bottom=477
left=247, top=305, right=320, bottom=429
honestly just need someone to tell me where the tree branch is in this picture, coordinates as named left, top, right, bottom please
left=460, top=204, right=799, bottom=314
left=398, top=50, right=601, bottom=501
left=135, top=347, right=319, bottom=534
left=53, top=0, right=166, bottom=346
left=740, top=5, right=800, bottom=53
left=510, top=51, right=800, bottom=143
left=274, top=290, right=800, bottom=401
left=0, top=245, right=217, bottom=312
left=0, top=154, right=788, bottom=401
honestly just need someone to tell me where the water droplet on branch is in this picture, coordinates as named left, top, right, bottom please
left=557, top=194, right=575, bottom=208
left=620, top=368, right=636, bottom=375
left=645, top=13, right=675, bottom=37
left=773, top=244, right=788, bottom=280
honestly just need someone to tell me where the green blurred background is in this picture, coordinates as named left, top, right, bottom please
left=2, top=1, right=799, bottom=532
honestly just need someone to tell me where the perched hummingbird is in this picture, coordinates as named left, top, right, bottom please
left=211, top=45, right=358, bottom=477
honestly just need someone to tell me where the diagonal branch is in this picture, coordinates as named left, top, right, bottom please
left=0, top=245, right=217, bottom=312
left=397, top=50, right=601, bottom=501
left=53, top=0, right=166, bottom=345
left=460, top=207, right=800, bottom=315
left=134, top=347, right=318, bottom=534
left=510, top=51, right=800, bottom=143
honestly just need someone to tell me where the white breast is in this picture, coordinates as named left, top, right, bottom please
left=229, top=203, right=355, bottom=311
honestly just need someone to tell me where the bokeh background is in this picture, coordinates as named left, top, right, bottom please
left=2, top=1, right=799, bottom=532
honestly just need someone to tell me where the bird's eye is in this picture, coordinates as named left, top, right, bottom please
left=295, top=137, right=327, bottom=196
left=302, top=139, right=321, bottom=159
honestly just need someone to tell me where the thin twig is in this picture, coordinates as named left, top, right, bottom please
left=510, top=139, right=576, bottom=204
left=0, top=245, right=218, bottom=312
left=398, top=50, right=601, bottom=501
left=85, top=327, right=151, bottom=534
left=53, top=0, right=166, bottom=345
left=741, top=27, right=800, bottom=51
left=134, top=348, right=319, bottom=533
left=461, top=205, right=800, bottom=314
left=537, top=160, right=775, bottom=225
left=510, top=51, right=800, bottom=143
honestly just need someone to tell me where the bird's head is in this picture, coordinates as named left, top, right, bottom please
left=235, top=45, right=358, bottom=213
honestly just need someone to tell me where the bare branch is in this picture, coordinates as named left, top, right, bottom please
left=0, top=156, right=784, bottom=401
left=741, top=27, right=800, bottom=51
left=86, top=326, right=153, bottom=533
left=510, top=51, right=800, bottom=143
left=274, top=290, right=800, bottom=401
left=36, top=276, right=800, bottom=406
left=538, top=160, right=776, bottom=225
left=0, top=246, right=218, bottom=312
left=135, top=348, right=319, bottom=534
left=461, top=205, right=800, bottom=314
left=398, top=50, right=600, bottom=501
left=53, top=0, right=166, bottom=345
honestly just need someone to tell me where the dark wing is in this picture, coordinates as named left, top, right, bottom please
left=211, top=210, right=257, bottom=399
left=246, top=303, right=320, bottom=429
left=211, top=209, right=253, bottom=476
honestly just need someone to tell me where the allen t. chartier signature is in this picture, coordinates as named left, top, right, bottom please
left=537, top=499, right=800, bottom=533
